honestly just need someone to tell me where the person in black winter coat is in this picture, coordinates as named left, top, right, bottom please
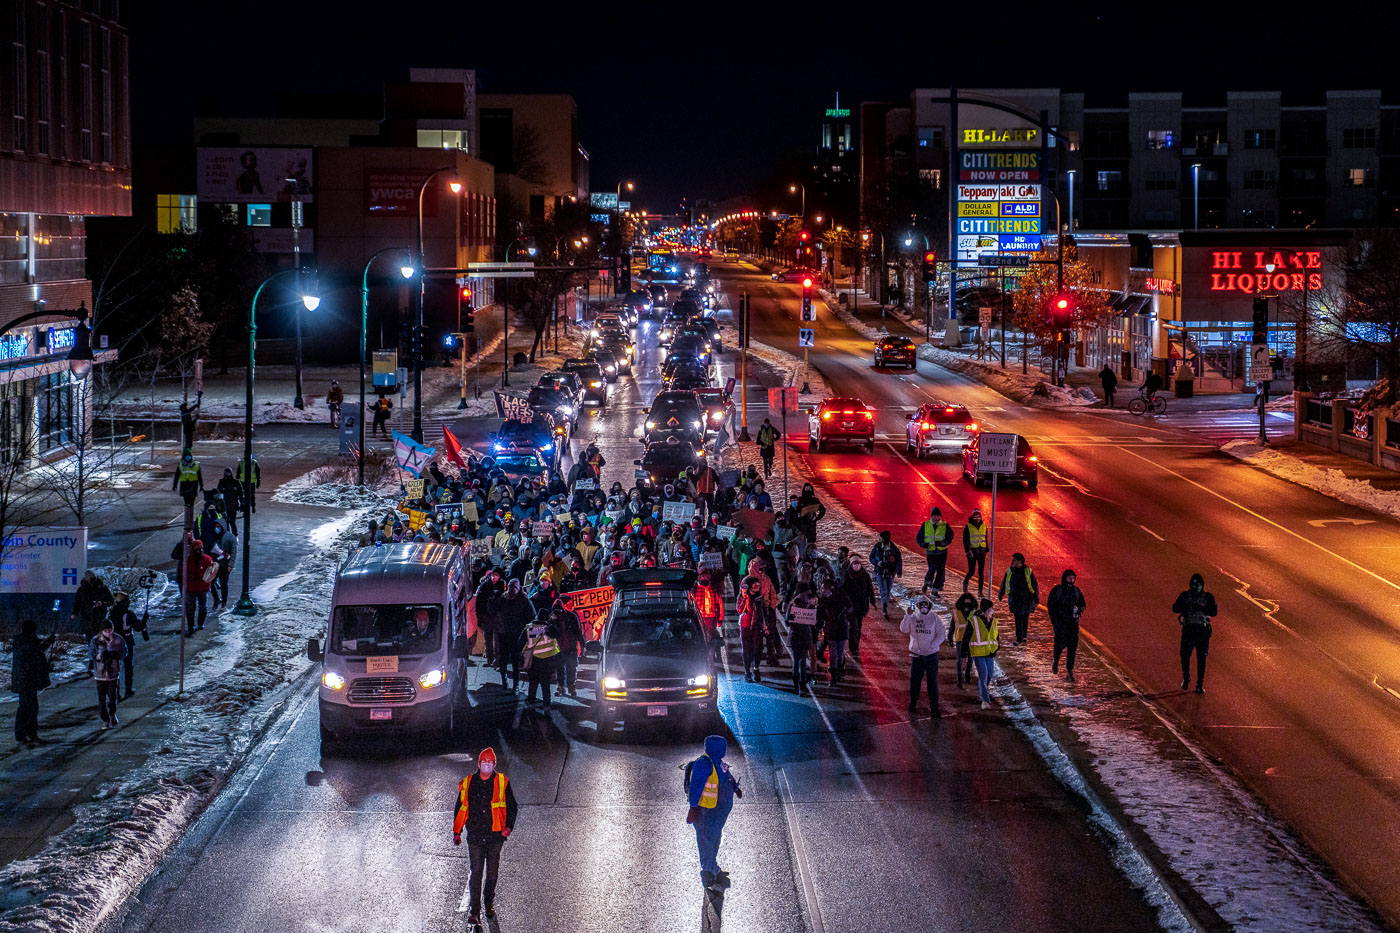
left=217, top=468, right=244, bottom=525
left=493, top=580, right=534, bottom=692
left=550, top=600, right=585, bottom=698
left=109, top=593, right=146, bottom=698
left=11, top=619, right=54, bottom=745
left=1099, top=365, right=1118, bottom=408
left=841, top=558, right=877, bottom=658
left=997, top=553, right=1040, bottom=644
left=1171, top=573, right=1218, bottom=693
left=1046, top=569, right=1086, bottom=681
left=816, top=580, right=854, bottom=683
left=474, top=569, right=504, bottom=666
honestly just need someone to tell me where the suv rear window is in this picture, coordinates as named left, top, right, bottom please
left=927, top=406, right=972, bottom=423
left=881, top=337, right=914, bottom=348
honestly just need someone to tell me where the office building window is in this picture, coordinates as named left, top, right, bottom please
left=918, top=168, right=941, bottom=189
left=917, top=127, right=944, bottom=149
left=1244, top=170, right=1276, bottom=190
left=417, top=129, right=467, bottom=151
left=1244, top=129, right=1276, bottom=149
left=79, top=20, right=92, bottom=161
left=98, top=26, right=112, bottom=163
left=1144, top=209, right=1177, bottom=224
left=246, top=204, right=272, bottom=226
left=1096, top=170, right=1121, bottom=192
left=1146, top=130, right=1174, bottom=150
left=156, top=194, right=197, bottom=234
left=1144, top=170, right=1177, bottom=191
left=1346, top=168, right=1372, bottom=188
left=33, top=214, right=85, bottom=281
left=37, top=372, right=74, bottom=453
left=13, top=4, right=28, bottom=152
left=1342, top=127, right=1377, bottom=149
left=0, top=382, right=24, bottom=465
left=0, top=213, right=28, bottom=285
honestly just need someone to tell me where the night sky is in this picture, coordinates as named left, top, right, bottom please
left=132, top=3, right=1400, bottom=213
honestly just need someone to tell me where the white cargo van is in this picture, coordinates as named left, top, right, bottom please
left=308, top=543, right=473, bottom=742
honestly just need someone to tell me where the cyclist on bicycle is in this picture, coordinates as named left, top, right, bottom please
left=1139, top=371, right=1164, bottom=402
left=327, top=380, right=344, bottom=428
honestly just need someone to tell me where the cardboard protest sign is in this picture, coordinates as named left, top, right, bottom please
left=662, top=500, right=696, bottom=523
left=559, top=585, right=615, bottom=641
left=789, top=606, right=817, bottom=626
left=715, top=525, right=738, bottom=541
left=731, top=508, right=775, bottom=541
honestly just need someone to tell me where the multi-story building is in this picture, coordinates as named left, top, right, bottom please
left=478, top=93, right=589, bottom=226
left=0, top=0, right=128, bottom=468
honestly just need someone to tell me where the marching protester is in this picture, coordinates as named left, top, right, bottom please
left=453, top=748, right=519, bottom=926
left=949, top=592, right=978, bottom=690
left=915, top=507, right=952, bottom=596
left=11, top=620, right=55, bottom=747
left=90, top=617, right=127, bottom=729
left=869, top=530, right=903, bottom=618
left=1172, top=573, right=1218, bottom=694
left=997, top=553, right=1040, bottom=645
left=686, top=735, right=742, bottom=892
left=962, top=509, right=990, bottom=597
left=1047, top=569, right=1087, bottom=683
left=901, top=592, right=946, bottom=716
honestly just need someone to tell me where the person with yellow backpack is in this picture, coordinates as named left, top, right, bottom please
left=452, top=748, right=518, bottom=926
left=964, top=598, right=1000, bottom=709
left=948, top=592, right=978, bottom=689
left=997, top=553, right=1040, bottom=644
left=685, top=734, right=743, bottom=892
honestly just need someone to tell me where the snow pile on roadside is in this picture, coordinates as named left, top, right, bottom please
left=108, top=398, right=326, bottom=425
left=272, top=481, right=393, bottom=509
left=746, top=339, right=830, bottom=397
left=0, top=506, right=384, bottom=933
left=916, top=343, right=1097, bottom=408
left=429, top=327, right=586, bottom=417
left=1221, top=439, right=1400, bottom=521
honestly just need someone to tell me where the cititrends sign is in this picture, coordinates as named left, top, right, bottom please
left=0, top=527, right=87, bottom=595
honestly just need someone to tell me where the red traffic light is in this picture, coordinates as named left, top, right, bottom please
left=799, top=231, right=810, bottom=241
left=1055, top=297, right=1070, bottom=310
left=802, top=277, right=814, bottom=289
left=460, top=286, right=473, bottom=302
left=924, top=251, right=936, bottom=263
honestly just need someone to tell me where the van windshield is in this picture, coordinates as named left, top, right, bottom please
left=607, top=617, right=703, bottom=654
left=332, top=605, right=442, bottom=656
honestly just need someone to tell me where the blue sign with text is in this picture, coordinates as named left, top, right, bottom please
left=1000, top=201, right=1040, bottom=217
left=998, top=235, right=1042, bottom=252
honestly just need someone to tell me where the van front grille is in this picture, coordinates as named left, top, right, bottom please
left=347, top=676, right=417, bottom=705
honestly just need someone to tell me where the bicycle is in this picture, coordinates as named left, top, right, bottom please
left=1128, top=391, right=1167, bottom=416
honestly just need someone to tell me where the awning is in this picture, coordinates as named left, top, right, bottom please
left=1116, top=294, right=1151, bottom=316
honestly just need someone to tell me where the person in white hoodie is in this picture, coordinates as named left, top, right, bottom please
left=900, top=593, right=947, bottom=717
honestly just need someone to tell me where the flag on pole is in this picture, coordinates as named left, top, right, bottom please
left=442, top=424, right=467, bottom=469
left=391, top=431, right=436, bottom=478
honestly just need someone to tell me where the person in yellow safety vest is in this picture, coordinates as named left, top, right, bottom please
left=522, top=616, right=562, bottom=708
left=914, top=506, right=953, bottom=596
left=172, top=449, right=203, bottom=507
left=961, top=509, right=990, bottom=597
left=997, top=552, right=1040, bottom=645
left=947, top=592, right=978, bottom=689
left=962, top=597, right=1000, bottom=709
left=452, top=747, right=518, bottom=926
left=236, top=456, right=261, bottom=514
left=686, top=734, right=742, bottom=892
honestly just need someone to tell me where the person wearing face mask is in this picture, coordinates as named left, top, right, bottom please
left=841, top=557, right=877, bottom=658
left=1172, top=573, right=1218, bottom=694
left=997, top=553, right=1039, bottom=645
left=965, top=598, right=1000, bottom=709
left=1046, top=569, right=1086, bottom=682
left=452, top=747, right=518, bottom=926
left=900, top=593, right=946, bottom=716
left=962, top=509, right=990, bottom=596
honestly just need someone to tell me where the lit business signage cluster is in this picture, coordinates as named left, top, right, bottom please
left=954, top=131, right=1043, bottom=258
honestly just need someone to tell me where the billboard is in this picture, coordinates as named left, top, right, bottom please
left=198, top=148, right=312, bottom=203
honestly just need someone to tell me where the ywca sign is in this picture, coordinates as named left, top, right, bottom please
left=1208, top=250, right=1323, bottom=294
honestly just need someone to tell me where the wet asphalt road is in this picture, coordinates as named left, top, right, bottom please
left=725, top=264, right=1400, bottom=926
left=112, top=288, right=1164, bottom=933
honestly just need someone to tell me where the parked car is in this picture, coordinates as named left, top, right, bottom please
left=962, top=433, right=1039, bottom=488
left=905, top=402, right=980, bottom=458
left=808, top=396, right=875, bottom=453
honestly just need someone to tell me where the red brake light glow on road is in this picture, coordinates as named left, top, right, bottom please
left=968, top=423, right=979, bottom=431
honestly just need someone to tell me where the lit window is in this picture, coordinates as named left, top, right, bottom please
left=917, top=127, right=944, bottom=149
left=156, top=194, right=197, bottom=234
left=1146, top=130, right=1174, bottom=150
left=1346, top=168, right=1370, bottom=188
left=1244, top=129, right=1276, bottom=149
left=918, top=168, right=941, bottom=189
left=1096, top=171, right=1121, bottom=192
left=247, top=203, right=272, bottom=226
left=417, top=129, right=467, bottom=151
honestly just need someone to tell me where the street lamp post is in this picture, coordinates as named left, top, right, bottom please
left=789, top=183, right=805, bottom=221
left=1066, top=170, right=1077, bottom=233
left=906, top=231, right=930, bottom=339
left=616, top=180, right=634, bottom=297
left=233, top=269, right=319, bottom=616
left=1264, top=250, right=1313, bottom=394
left=359, top=249, right=415, bottom=486
left=411, top=168, right=463, bottom=443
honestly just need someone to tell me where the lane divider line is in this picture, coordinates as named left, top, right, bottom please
left=776, top=767, right=827, bottom=933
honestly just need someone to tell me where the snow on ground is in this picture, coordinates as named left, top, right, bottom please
left=272, top=480, right=394, bottom=510
left=428, top=326, right=587, bottom=418
left=0, top=498, right=394, bottom=933
left=108, top=398, right=327, bottom=425
left=745, top=339, right=830, bottom=398
left=0, top=637, right=91, bottom=696
left=1221, top=439, right=1400, bottom=521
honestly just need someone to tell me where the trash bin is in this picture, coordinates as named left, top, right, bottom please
left=1174, top=362, right=1195, bottom=398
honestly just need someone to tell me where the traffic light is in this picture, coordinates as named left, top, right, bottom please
left=801, top=277, right=814, bottom=322
left=1252, top=296, right=1269, bottom=345
left=799, top=230, right=810, bottom=243
left=410, top=324, right=429, bottom=368
left=460, top=285, right=475, bottom=333
left=922, top=251, right=937, bottom=283
left=1049, top=293, right=1076, bottom=328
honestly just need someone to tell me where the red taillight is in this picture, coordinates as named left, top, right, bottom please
left=840, top=410, right=855, bottom=416
left=861, top=411, right=873, bottom=419
left=1028, top=455, right=1038, bottom=462
left=968, top=423, right=979, bottom=431
left=921, top=422, right=931, bottom=429
left=821, top=411, right=832, bottom=421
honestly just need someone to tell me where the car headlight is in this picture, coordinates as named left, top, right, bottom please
left=591, top=328, right=600, bottom=337
left=560, top=405, right=574, bottom=415
left=419, top=669, right=445, bottom=689
left=693, top=420, right=703, bottom=429
left=322, top=671, right=346, bottom=691
left=606, top=365, right=616, bottom=372
left=687, top=674, right=711, bottom=687
left=591, top=381, right=602, bottom=387
left=541, top=442, right=553, bottom=451
left=493, top=443, right=505, bottom=452
left=646, top=420, right=657, bottom=430
left=603, top=675, right=626, bottom=690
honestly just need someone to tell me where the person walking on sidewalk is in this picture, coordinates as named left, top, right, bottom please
left=949, top=592, right=977, bottom=689
left=786, top=586, right=817, bottom=693
left=1099, top=364, right=1118, bottom=409
left=962, top=509, right=990, bottom=596
left=915, top=507, right=952, bottom=596
left=1172, top=573, right=1218, bottom=694
left=901, top=593, right=946, bottom=716
left=209, top=520, right=236, bottom=609
left=737, top=574, right=771, bottom=683
left=110, top=593, right=146, bottom=699
left=1047, top=569, right=1086, bottom=682
left=90, top=618, right=127, bottom=729
left=217, top=468, right=244, bottom=527
left=756, top=418, right=780, bottom=478
left=371, top=395, right=393, bottom=438
left=869, top=530, right=902, bottom=618
left=686, top=734, right=742, bottom=892
left=72, top=569, right=113, bottom=647
left=841, top=557, right=876, bottom=659
left=326, top=380, right=344, bottom=427
left=236, top=455, right=261, bottom=514
left=11, top=619, right=54, bottom=747
left=182, top=535, right=215, bottom=635
left=997, top=553, right=1040, bottom=645
left=817, top=578, right=852, bottom=685
left=965, top=598, right=1000, bottom=709
left=173, top=450, right=204, bottom=510
left=452, top=747, right=518, bottom=926
left=179, top=391, right=202, bottom=453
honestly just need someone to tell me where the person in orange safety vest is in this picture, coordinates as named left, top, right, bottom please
left=453, top=747, right=519, bottom=925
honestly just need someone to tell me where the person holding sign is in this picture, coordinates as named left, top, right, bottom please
left=901, top=593, right=946, bottom=716
left=737, top=575, right=773, bottom=683
left=786, top=587, right=818, bottom=692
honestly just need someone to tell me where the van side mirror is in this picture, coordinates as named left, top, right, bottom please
left=451, top=635, right=471, bottom=659
left=584, top=639, right=603, bottom=656
left=633, top=459, right=642, bottom=465
left=307, top=637, right=323, bottom=663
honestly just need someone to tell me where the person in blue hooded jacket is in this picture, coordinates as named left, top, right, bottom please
left=686, top=734, right=742, bottom=891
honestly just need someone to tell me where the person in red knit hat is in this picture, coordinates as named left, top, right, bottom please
left=452, top=747, right=518, bottom=925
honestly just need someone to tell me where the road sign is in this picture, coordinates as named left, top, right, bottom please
left=978, top=254, right=1030, bottom=268
left=798, top=328, right=814, bottom=347
left=978, top=307, right=993, bottom=325
left=1249, top=343, right=1273, bottom=383
left=767, top=386, right=799, bottom=413
left=467, top=261, right=534, bottom=271
left=372, top=350, right=398, bottom=388
left=976, top=432, right=1019, bottom=474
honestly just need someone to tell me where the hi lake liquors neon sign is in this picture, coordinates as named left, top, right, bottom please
left=1209, top=250, right=1322, bottom=294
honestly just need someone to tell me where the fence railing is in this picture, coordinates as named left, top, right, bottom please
left=1305, top=398, right=1333, bottom=427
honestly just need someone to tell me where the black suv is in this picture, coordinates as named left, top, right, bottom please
left=588, top=568, right=718, bottom=736
left=643, top=390, right=705, bottom=446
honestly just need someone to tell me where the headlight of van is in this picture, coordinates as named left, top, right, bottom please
left=687, top=674, right=710, bottom=687
left=419, top=669, right=445, bottom=689
left=322, top=672, right=346, bottom=691
left=603, top=676, right=626, bottom=690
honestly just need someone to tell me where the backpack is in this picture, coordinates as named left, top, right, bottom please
left=680, top=759, right=694, bottom=797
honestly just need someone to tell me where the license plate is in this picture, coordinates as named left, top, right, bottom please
left=841, top=421, right=853, bottom=428
left=940, top=426, right=958, bottom=435
left=647, top=705, right=668, bottom=717
left=369, top=708, right=392, bottom=721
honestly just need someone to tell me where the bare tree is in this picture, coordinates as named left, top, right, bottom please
left=511, top=123, right=552, bottom=188
left=1308, top=231, right=1400, bottom=409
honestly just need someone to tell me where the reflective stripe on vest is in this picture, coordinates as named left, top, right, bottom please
left=921, top=520, right=949, bottom=552
left=966, top=522, right=988, bottom=550
left=236, top=461, right=256, bottom=482
left=458, top=773, right=510, bottom=833
left=178, top=462, right=200, bottom=483
left=531, top=636, right=561, bottom=659
left=699, top=755, right=720, bottom=808
left=951, top=607, right=974, bottom=640
left=1003, top=567, right=1032, bottom=590
left=969, top=615, right=999, bottom=657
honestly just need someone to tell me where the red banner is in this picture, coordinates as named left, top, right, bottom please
left=560, top=585, right=615, bottom=641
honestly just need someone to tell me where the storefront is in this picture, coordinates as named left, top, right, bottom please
left=0, top=315, right=110, bottom=469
